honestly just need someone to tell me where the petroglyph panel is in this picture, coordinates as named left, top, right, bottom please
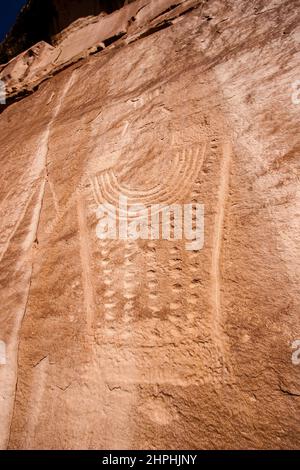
left=1, top=0, right=299, bottom=451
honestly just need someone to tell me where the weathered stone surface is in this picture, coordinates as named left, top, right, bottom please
left=0, top=1, right=137, bottom=65
left=0, top=0, right=200, bottom=99
left=0, top=0, right=299, bottom=449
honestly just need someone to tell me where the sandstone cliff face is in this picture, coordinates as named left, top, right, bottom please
left=0, top=0, right=299, bottom=450
left=0, top=1, right=135, bottom=64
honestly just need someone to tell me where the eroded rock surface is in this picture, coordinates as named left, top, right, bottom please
left=0, top=0, right=299, bottom=450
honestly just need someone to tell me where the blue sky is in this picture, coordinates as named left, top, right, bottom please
left=0, top=0, right=27, bottom=41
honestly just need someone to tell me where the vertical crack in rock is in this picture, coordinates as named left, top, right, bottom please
left=211, top=141, right=232, bottom=362
left=5, top=180, right=47, bottom=449
left=4, top=71, right=77, bottom=450
left=19, top=356, right=50, bottom=450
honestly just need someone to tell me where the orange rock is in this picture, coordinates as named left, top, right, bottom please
left=0, top=0, right=299, bottom=450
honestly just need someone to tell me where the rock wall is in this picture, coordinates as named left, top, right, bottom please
left=0, top=0, right=299, bottom=449
left=0, top=0, right=135, bottom=65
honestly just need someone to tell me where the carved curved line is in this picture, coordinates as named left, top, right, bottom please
left=99, top=149, right=184, bottom=205
left=97, top=144, right=207, bottom=221
left=110, top=171, right=162, bottom=196
left=94, top=144, right=207, bottom=219
left=99, top=171, right=167, bottom=209
left=108, top=154, right=179, bottom=199
left=90, top=176, right=101, bottom=206
left=100, top=146, right=200, bottom=211
left=112, top=147, right=183, bottom=196
left=107, top=170, right=169, bottom=203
